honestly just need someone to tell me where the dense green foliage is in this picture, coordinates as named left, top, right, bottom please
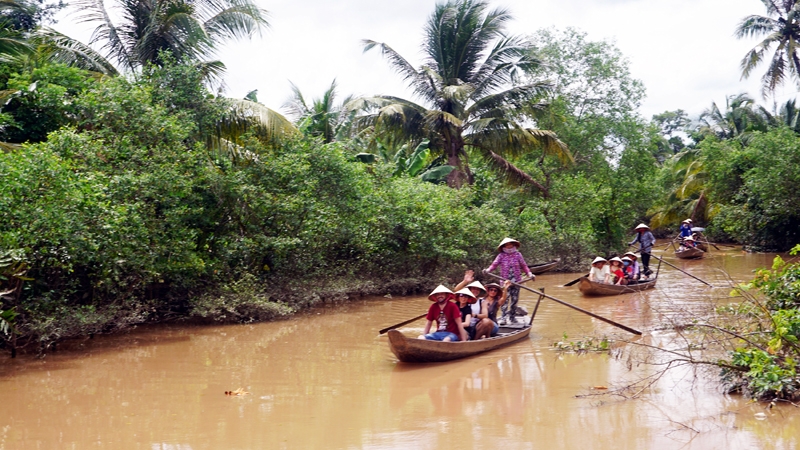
left=0, top=58, right=579, bottom=352
left=0, top=1, right=674, bottom=352
left=722, top=247, right=800, bottom=401
left=0, top=63, right=95, bottom=143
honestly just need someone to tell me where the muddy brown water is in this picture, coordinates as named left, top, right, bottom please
left=1, top=245, right=798, bottom=449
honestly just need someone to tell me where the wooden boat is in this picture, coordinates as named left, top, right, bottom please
left=675, top=247, right=704, bottom=259
left=529, top=258, right=560, bottom=275
left=578, top=276, right=657, bottom=296
left=387, top=323, right=531, bottom=363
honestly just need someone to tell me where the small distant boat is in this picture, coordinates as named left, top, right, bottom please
left=675, top=247, right=705, bottom=259
left=529, top=258, right=560, bottom=275
left=387, top=323, right=531, bottom=363
left=578, top=276, right=657, bottom=296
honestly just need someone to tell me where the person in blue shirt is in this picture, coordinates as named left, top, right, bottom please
left=628, top=223, right=656, bottom=278
left=679, top=219, right=693, bottom=239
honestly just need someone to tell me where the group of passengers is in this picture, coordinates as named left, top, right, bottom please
left=418, top=238, right=534, bottom=342
left=589, top=222, right=659, bottom=285
left=588, top=253, right=643, bottom=286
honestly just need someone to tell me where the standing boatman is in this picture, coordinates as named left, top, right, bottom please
left=483, top=238, right=534, bottom=325
left=628, top=223, right=656, bottom=278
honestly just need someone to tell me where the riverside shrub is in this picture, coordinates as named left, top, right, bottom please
left=722, top=246, right=800, bottom=401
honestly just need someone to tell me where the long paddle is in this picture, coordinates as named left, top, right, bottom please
left=563, top=275, right=586, bottom=287
left=650, top=254, right=712, bottom=287
left=485, top=272, right=642, bottom=336
left=378, top=313, right=427, bottom=335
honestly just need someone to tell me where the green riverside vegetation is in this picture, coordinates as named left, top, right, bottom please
left=0, top=0, right=799, bottom=401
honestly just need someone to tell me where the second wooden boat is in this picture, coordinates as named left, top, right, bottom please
left=578, top=276, right=657, bottom=296
left=529, top=258, right=560, bottom=275
left=675, top=247, right=705, bottom=259
left=387, top=323, right=531, bottom=363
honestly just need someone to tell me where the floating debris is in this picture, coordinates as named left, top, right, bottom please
left=225, top=388, right=250, bottom=396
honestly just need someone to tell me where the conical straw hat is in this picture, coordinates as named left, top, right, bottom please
left=592, top=256, right=607, bottom=264
left=634, top=223, right=650, bottom=230
left=455, top=288, right=477, bottom=304
left=497, top=237, right=520, bottom=251
left=466, top=280, right=487, bottom=295
left=428, top=285, right=455, bottom=302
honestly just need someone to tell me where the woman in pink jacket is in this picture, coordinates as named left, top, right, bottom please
left=483, top=238, right=534, bottom=324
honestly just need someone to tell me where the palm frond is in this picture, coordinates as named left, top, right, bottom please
left=467, top=120, right=572, bottom=164
left=481, top=149, right=547, bottom=193
left=202, top=0, right=269, bottom=41
left=74, top=0, right=134, bottom=70
left=211, top=98, right=297, bottom=151
left=193, top=59, right=227, bottom=89
left=0, top=22, right=31, bottom=61
left=31, top=27, right=118, bottom=75
left=735, top=15, right=779, bottom=38
left=466, top=81, right=551, bottom=117
left=362, top=39, right=435, bottom=102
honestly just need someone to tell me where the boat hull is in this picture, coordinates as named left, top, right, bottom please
left=530, top=259, right=560, bottom=275
left=387, top=326, right=531, bottom=363
left=578, top=277, right=657, bottom=296
left=675, top=247, right=705, bottom=259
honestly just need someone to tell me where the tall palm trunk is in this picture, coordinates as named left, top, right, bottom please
left=444, top=135, right=473, bottom=188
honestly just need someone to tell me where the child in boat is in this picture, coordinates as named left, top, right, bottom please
left=608, top=257, right=627, bottom=285
left=477, top=281, right=511, bottom=338
left=588, top=257, right=610, bottom=284
left=454, top=270, right=495, bottom=339
left=484, top=238, right=535, bottom=324
left=623, top=252, right=641, bottom=281
left=418, top=285, right=468, bottom=342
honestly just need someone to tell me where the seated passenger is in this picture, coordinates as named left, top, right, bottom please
left=476, top=281, right=511, bottom=339
left=418, top=285, right=468, bottom=342
left=454, top=270, right=498, bottom=339
left=623, top=252, right=641, bottom=280
left=621, top=256, right=635, bottom=281
left=454, top=288, right=477, bottom=340
left=588, top=257, right=610, bottom=283
left=608, top=257, right=627, bottom=285
left=679, top=236, right=696, bottom=250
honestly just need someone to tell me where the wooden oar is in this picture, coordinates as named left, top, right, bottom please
left=378, top=313, right=427, bottom=335
left=485, top=273, right=642, bottom=336
left=650, top=255, right=712, bottom=287
left=563, top=275, right=587, bottom=287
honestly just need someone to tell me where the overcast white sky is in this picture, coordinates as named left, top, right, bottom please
left=54, top=0, right=798, bottom=121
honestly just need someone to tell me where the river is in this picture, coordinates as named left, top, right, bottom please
left=1, top=245, right=797, bottom=449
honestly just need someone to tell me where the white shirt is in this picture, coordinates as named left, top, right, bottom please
left=589, top=265, right=609, bottom=282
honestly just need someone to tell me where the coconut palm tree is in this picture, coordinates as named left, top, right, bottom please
left=353, top=0, right=571, bottom=192
left=648, top=149, right=713, bottom=229
left=75, top=0, right=268, bottom=73
left=696, top=93, right=769, bottom=142
left=283, top=79, right=354, bottom=143
left=736, top=0, right=800, bottom=96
